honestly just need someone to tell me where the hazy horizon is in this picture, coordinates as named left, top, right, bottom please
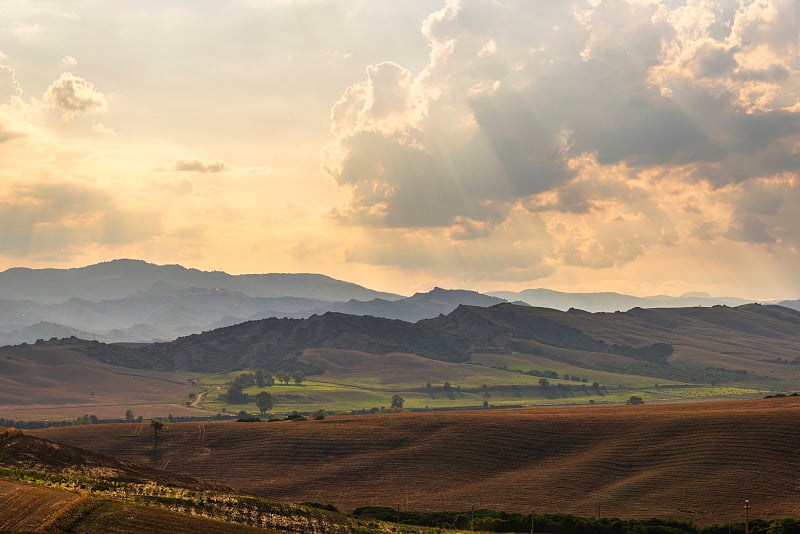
left=1, top=0, right=799, bottom=300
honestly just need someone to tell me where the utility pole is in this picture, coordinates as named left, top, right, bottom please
left=471, top=504, right=474, bottom=531
left=744, top=499, right=750, bottom=534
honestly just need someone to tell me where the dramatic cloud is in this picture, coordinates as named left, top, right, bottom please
left=174, top=160, right=226, bottom=173
left=325, top=0, right=800, bottom=278
left=43, top=72, right=107, bottom=120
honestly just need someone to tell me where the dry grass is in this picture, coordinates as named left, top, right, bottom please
left=34, top=397, right=800, bottom=526
left=0, top=341, right=204, bottom=420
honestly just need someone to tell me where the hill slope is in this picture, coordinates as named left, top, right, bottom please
left=0, top=427, right=415, bottom=533
left=34, top=397, right=800, bottom=526
left=77, top=302, right=800, bottom=389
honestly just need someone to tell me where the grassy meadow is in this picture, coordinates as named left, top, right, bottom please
left=194, top=349, right=762, bottom=416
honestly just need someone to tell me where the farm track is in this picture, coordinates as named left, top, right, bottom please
left=35, top=397, right=800, bottom=526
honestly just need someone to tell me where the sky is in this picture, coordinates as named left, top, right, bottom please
left=0, top=0, right=799, bottom=299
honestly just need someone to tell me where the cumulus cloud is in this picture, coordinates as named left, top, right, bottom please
left=174, top=160, right=226, bottom=173
left=43, top=72, right=107, bottom=120
left=0, top=64, right=23, bottom=97
left=324, top=0, right=800, bottom=278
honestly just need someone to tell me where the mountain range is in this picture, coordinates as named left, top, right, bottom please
left=0, top=259, right=795, bottom=346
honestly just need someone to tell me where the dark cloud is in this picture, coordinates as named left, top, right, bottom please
left=726, top=215, right=774, bottom=244
left=324, top=0, right=800, bottom=278
left=174, top=160, right=226, bottom=173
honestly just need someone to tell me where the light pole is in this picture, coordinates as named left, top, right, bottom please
left=744, top=499, right=750, bottom=534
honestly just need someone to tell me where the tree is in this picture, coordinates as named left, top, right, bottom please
left=293, top=371, right=305, bottom=385
left=255, top=391, right=273, bottom=414
left=255, top=369, right=267, bottom=387
left=151, top=419, right=164, bottom=440
left=233, top=372, right=255, bottom=389
left=226, top=384, right=249, bottom=404
left=538, top=378, right=550, bottom=390
left=626, top=395, right=644, bottom=405
left=277, top=371, right=291, bottom=385
left=390, top=394, right=404, bottom=409
left=125, top=409, right=134, bottom=422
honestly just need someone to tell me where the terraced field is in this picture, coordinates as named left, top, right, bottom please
left=35, top=397, right=800, bottom=526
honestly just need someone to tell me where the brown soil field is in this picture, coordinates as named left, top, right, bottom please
left=0, top=479, right=88, bottom=532
left=0, top=479, right=280, bottom=533
left=34, top=397, right=800, bottom=526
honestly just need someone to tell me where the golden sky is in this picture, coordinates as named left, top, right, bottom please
left=1, top=0, right=799, bottom=299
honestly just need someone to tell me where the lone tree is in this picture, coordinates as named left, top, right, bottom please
left=255, top=391, right=273, bottom=415
left=150, top=419, right=164, bottom=440
left=626, top=395, right=645, bottom=405
left=125, top=409, right=134, bottom=422
left=390, top=394, right=404, bottom=409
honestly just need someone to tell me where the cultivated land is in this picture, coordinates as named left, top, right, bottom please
left=0, top=427, right=435, bottom=533
left=5, top=303, right=799, bottom=421
left=34, top=396, right=800, bottom=527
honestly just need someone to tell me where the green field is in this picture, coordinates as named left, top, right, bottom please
left=196, top=359, right=761, bottom=416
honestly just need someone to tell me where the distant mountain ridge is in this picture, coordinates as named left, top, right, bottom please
left=0, top=259, right=402, bottom=304
left=488, top=288, right=753, bottom=312
left=0, top=259, right=792, bottom=347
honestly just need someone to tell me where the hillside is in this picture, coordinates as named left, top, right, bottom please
left=0, top=339, right=205, bottom=421
left=34, top=397, right=800, bottom=526
left=0, top=427, right=424, bottom=533
left=4, top=303, right=800, bottom=421
left=79, top=302, right=800, bottom=389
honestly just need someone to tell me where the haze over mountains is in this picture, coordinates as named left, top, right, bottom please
left=0, top=259, right=794, bottom=347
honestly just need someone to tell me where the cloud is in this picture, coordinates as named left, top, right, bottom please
left=61, top=56, right=78, bottom=66
left=323, top=0, right=800, bottom=279
left=174, top=160, right=226, bottom=173
left=13, top=24, right=41, bottom=36
left=0, top=64, right=23, bottom=97
left=43, top=72, right=107, bottom=120
left=0, top=182, right=161, bottom=256
left=0, top=119, right=25, bottom=144
left=91, top=123, right=115, bottom=136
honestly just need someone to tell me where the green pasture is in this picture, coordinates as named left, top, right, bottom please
left=195, top=370, right=762, bottom=415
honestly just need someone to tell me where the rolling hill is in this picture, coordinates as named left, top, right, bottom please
left=77, top=302, right=800, bottom=389
left=0, top=426, right=412, bottom=533
left=33, top=397, right=800, bottom=526
left=4, top=302, right=800, bottom=421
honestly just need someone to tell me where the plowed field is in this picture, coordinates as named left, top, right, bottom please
left=35, top=397, right=800, bottom=526
left=0, top=479, right=87, bottom=532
